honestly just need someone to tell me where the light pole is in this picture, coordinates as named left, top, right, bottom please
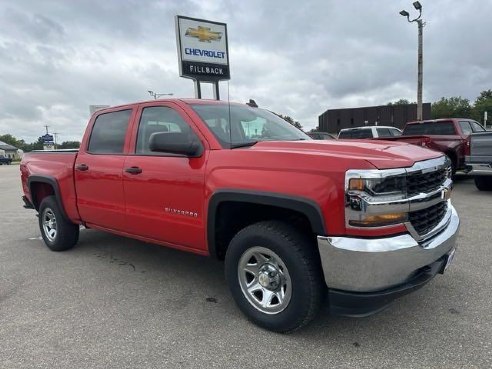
left=52, top=132, right=59, bottom=150
left=147, top=90, right=174, bottom=99
left=400, top=1, right=424, bottom=121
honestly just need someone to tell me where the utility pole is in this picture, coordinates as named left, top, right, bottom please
left=400, top=1, right=425, bottom=121
left=44, top=125, right=50, bottom=134
left=417, top=19, right=423, bottom=121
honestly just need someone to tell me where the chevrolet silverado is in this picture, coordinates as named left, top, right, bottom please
left=20, top=99, right=459, bottom=332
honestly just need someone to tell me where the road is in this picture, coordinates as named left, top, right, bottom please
left=0, top=164, right=490, bottom=369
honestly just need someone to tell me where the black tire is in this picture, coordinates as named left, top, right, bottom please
left=225, top=220, right=324, bottom=333
left=474, top=176, right=492, bottom=191
left=38, top=195, right=79, bottom=251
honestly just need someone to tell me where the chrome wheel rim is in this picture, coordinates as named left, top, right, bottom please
left=42, top=208, right=57, bottom=242
left=238, top=246, right=292, bottom=315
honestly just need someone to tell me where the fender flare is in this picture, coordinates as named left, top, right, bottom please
left=207, top=189, right=327, bottom=258
left=27, top=175, right=69, bottom=219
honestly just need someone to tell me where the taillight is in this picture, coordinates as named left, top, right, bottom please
left=464, top=136, right=471, bottom=156
left=421, top=137, right=431, bottom=147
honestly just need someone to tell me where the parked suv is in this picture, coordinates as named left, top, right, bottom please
left=0, top=155, right=12, bottom=165
left=338, top=126, right=402, bottom=139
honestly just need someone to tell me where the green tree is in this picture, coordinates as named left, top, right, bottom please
left=431, top=97, right=472, bottom=119
left=58, top=141, right=80, bottom=149
left=387, top=99, right=411, bottom=106
left=274, top=114, right=303, bottom=131
left=472, top=90, right=492, bottom=124
left=0, top=134, right=21, bottom=147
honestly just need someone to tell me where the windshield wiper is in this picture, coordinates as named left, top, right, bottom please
left=230, top=141, right=258, bottom=149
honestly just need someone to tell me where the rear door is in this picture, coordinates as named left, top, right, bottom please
left=122, top=102, right=208, bottom=252
left=75, top=108, right=135, bottom=231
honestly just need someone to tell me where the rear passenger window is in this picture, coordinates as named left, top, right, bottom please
left=136, top=107, right=194, bottom=154
left=88, top=110, right=132, bottom=154
left=459, top=121, right=472, bottom=135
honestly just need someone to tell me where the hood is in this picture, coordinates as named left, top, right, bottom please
left=248, top=140, right=443, bottom=169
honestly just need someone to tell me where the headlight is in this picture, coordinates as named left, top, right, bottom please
left=348, top=175, right=406, bottom=196
left=345, top=157, right=452, bottom=230
left=345, top=168, right=408, bottom=228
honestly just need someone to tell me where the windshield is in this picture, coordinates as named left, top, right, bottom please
left=191, top=104, right=310, bottom=147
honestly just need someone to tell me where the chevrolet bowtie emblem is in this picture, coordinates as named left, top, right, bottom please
left=185, top=26, right=222, bottom=42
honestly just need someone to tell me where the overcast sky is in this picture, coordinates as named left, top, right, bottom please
left=1, top=0, right=491, bottom=142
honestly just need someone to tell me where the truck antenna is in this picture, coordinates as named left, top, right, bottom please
left=228, top=80, right=232, bottom=148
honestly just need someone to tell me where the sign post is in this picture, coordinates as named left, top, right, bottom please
left=175, top=15, right=230, bottom=100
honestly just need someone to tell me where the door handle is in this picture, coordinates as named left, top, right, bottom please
left=125, top=166, right=143, bottom=175
left=76, top=164, right=89, bottom=171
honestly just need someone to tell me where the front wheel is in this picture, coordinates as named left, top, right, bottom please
left=38, top=196, right=80, bottom=251
left=474, top=176, right=492, bottom=191
left=225, top=221, right=324, bottom=333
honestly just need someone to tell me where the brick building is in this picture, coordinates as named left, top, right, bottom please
left=318, top=103, right=431, bottom=134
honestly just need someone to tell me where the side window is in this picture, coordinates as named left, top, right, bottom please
left=136, top=106, right=194, bottom=154
left=390, top=128, right=402, bottom=137
left=458, top=121, right=472, bottom=135
left=470, top=121, right=486, bottom=132
left=376, top=128, right=392, bottom=138
left=88, top=110, right=132, bottom=154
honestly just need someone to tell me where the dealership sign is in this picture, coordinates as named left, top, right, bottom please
left=175, top=15, right=230, bottom=81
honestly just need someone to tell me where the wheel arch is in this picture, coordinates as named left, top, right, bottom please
left=28, top=176, right=69, bottom=219
left=207, top=190, right=327, bottom=259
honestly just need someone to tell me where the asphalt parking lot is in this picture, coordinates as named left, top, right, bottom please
left=0, top=164, right=491, bottom=369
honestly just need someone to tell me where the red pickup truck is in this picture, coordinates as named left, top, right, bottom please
left=20, top=99, right=459, bottom=332
left=384, top=118, right=487, bottom=173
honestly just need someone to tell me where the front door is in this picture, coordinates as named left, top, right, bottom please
left=122, top=103, right=208, bottom=252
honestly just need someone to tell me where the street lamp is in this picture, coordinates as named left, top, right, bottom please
left=400, top=1, right=425, bottom=121
left=147, top=90, right=174, bottom=99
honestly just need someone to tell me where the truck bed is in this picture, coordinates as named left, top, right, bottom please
left=20, top=150, right=80, bottom=221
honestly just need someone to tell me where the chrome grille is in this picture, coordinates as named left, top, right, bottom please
left=409, top=201, right=447, bottom=235
left=407, top=168, right=447, bottom=196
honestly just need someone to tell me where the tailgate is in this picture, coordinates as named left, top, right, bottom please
left=469, top=132, right=492, bottom=162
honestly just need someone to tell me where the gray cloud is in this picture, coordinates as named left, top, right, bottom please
left=1, top=0, right=491, bottom=142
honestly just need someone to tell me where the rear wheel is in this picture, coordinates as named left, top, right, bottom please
left=474, top=176, right=492, bottom=191
left=225, top=221, right=324, bottom=333
left=39, top=196, right=79, bottom=251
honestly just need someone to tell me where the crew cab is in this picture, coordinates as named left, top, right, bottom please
left=384, top=119, right=486, bottom=174
left=20, top=99, right=460, bottom=332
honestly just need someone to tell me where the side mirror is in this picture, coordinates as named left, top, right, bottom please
left=149, top=132, right=202, bottom=157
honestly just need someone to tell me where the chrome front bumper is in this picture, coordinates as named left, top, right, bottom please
left=317, top=203, right=460, bottom=292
